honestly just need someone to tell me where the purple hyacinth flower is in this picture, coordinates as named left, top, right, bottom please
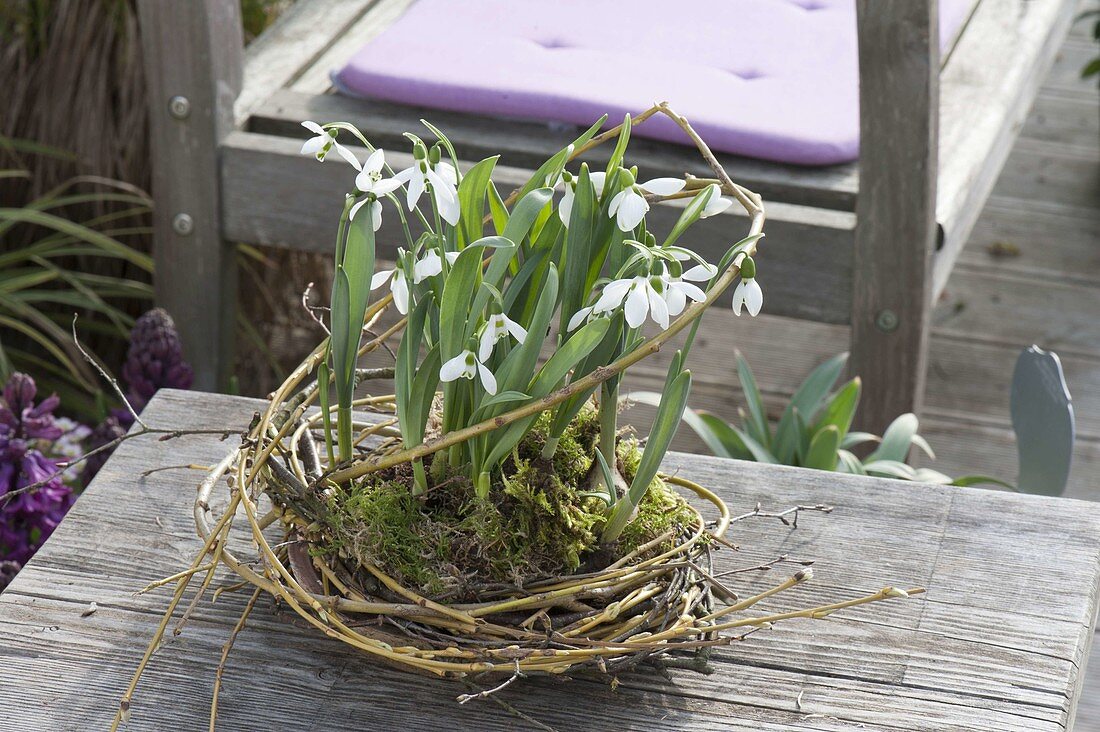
left=121, top=308, right=194, bottom=416
left=0, top=373, right=73, bottom=569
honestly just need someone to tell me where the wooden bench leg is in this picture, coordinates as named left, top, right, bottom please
left=138, top=0, right=243, bottom=390
left=852, top=0, right=939, bottom=435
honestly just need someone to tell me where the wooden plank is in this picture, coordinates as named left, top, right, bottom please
left=851, top=0, right=939, bottom=433
left=988, top=137, right=1100, bottom=215
left=1020, top=92, right=1100, bottom=148
left=933, top=0, right=1077, bottom=298
left=137, top=0, right=243, bottom=390
left=934, top=266, right=1100, bottom=356
left=219, top=131, right=857, bottom=324
left=959, top=200, right=1100, bottom=284
left=287, top=0, right=417, bottom=95
left=2, top=389, right=1099, bottom=730
left=250, top=89, right=861, bottom=213
left=235, top=0, right=378, bottom=123
left=1042, top=37, right=1100, bottom=95
left=1079, top=630, right=1100, bottom=731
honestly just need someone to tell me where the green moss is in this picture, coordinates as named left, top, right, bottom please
left=317, top=402, right=695, bottom=599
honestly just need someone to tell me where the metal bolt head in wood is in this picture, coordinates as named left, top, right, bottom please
left=172, top=213, right=194, bottom=236
left=875, top=309, right=899, bottom=333
left=168, top=95, right=191, bottom=120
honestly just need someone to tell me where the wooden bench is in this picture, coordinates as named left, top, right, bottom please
left=2, top=388, right=1099, bottom=729
left=137, top=0, right=1076, bottom=433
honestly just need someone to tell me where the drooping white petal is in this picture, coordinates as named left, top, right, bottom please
left=664, top=283, right=687, bottom=316
left=503, top=316, right=527, bottom=343
left=743, top=278, right=763, bottom=316
left=608, top=190, right=627, bottom=216
left=445, top=251, right=460, bottom=265
left=370, top=269, right=395, bottom=291
left=371, top=177, right=403, bottom=196
left=615, top=191, right=649, bottom=232
left=393, top=166, right=416, bottom=184
left=412, top=252, right=443, bottom=283
left=391, top=273, right=410, bottom=314
left=301, top=136, right=327, bottom=156
left=477, top=361, right=498, bottom=395
left=639, top=177, right=686, bottom=196
left=370, top=200, right=383, bottom=232
left=624, top=281, right=649, bottom=328
left=425, top=167, right=455, bottom=198
left=567, top=306, right=593, bottom=331
left=301, top=121, right=325, bottom=135
left=593, top=278, right=632, bottom=313
left=588, top=171, right=607, bottom=196
left=440, top=353, right=472, bottom=382
left=478, top=327, right=496, bottom=362
left=332, top=141, right=363, bottom=171
left=700, top=187, right=733, bottom=218
left=731, top=281, right=747, bottom=316
left=406, top=171, right=426, bottom=211
left=436, top=188, right=461, bottom=226
left=363, top=148, right=385, bottom=175
left=682, top=263, right=718, bottom=281
left=647, top=282, right=670, bottom=329
left=558, top=187, right=574, bottom=226
left=675, top=280, right=706, bottom=302
left=349, top=198, right=369, bottom=221
left=435, top=161, right=458, bottom=186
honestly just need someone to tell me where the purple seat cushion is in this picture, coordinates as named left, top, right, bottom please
left=335, top=0, right=972, bottom=166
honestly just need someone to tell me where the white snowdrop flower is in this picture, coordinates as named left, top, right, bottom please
left=300, top=121, right=362, bottom=170
left=663, top=263, right=715, bottom=316
left=349, top=149, right=403, bottom=231
left=558, top=171, right=608, bottom=227
left=370, top=249, right=456, bottom=314
left=607, top=177, right=685, bottom=232
left=699, top=184, right=733, bottom=218
left=439, top=349, right=497, bottom=394
left=478, top=312, right=527, bottom=362
left=566, top=306, right=595, bottom=332
left=731, top=257, right=762, bottom=317
left=393, top=155, right=461, bottom=226
left=592, top=275, right=670, bottom=329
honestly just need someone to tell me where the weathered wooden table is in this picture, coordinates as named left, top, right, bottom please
left=2, top=389, right=1099, bottom=731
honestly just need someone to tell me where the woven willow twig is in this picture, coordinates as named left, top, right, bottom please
left=112, top=106, right=922, bottom=731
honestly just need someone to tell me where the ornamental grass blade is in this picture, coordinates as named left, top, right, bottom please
left=735, top=352, right=771, bottom=449
left=866, top=413, right=919, bottom=464
left=804, top=425, right=840, bottom=471
left=603, top=369, right=691, bottom=543
left=662, top=184, right=716, bottom=249
left=789, top=352, right=847, bottom=424
left=812, top=377, right=861, bottom=444
left=626, top=392, right=751, bottom=461
left=456, top=156, right=498, bottom=247
left=559, top=164, right=597, bottom=334
left=396, top=296, right=431, bottom=447
left=439, top=246, right=485, bottom=361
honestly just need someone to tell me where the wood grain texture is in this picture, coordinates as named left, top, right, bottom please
left=235, top=0, right=378, bottom=122
left=1, top=389, right=1099, bottom=731
left=138, top=0, right=243, bottom=390
left=934, top=0, right=1077, bottom=292
left=219, top=131, right=857, bottom=324
left=850, top=0, right=939, bottom=433
left=250, top=89, right=860, bottom=212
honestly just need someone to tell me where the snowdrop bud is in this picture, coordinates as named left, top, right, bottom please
left=740, top=256, right=757, bottom=279
left=644, top=231, right=656, bottom=247
left=621, top=168, right=636, bottom=187
left=412, top=142, right=427, bottom=160
left=561, top=170, right=574, bottom=184
left=429, top=144, right=442, bottom=165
